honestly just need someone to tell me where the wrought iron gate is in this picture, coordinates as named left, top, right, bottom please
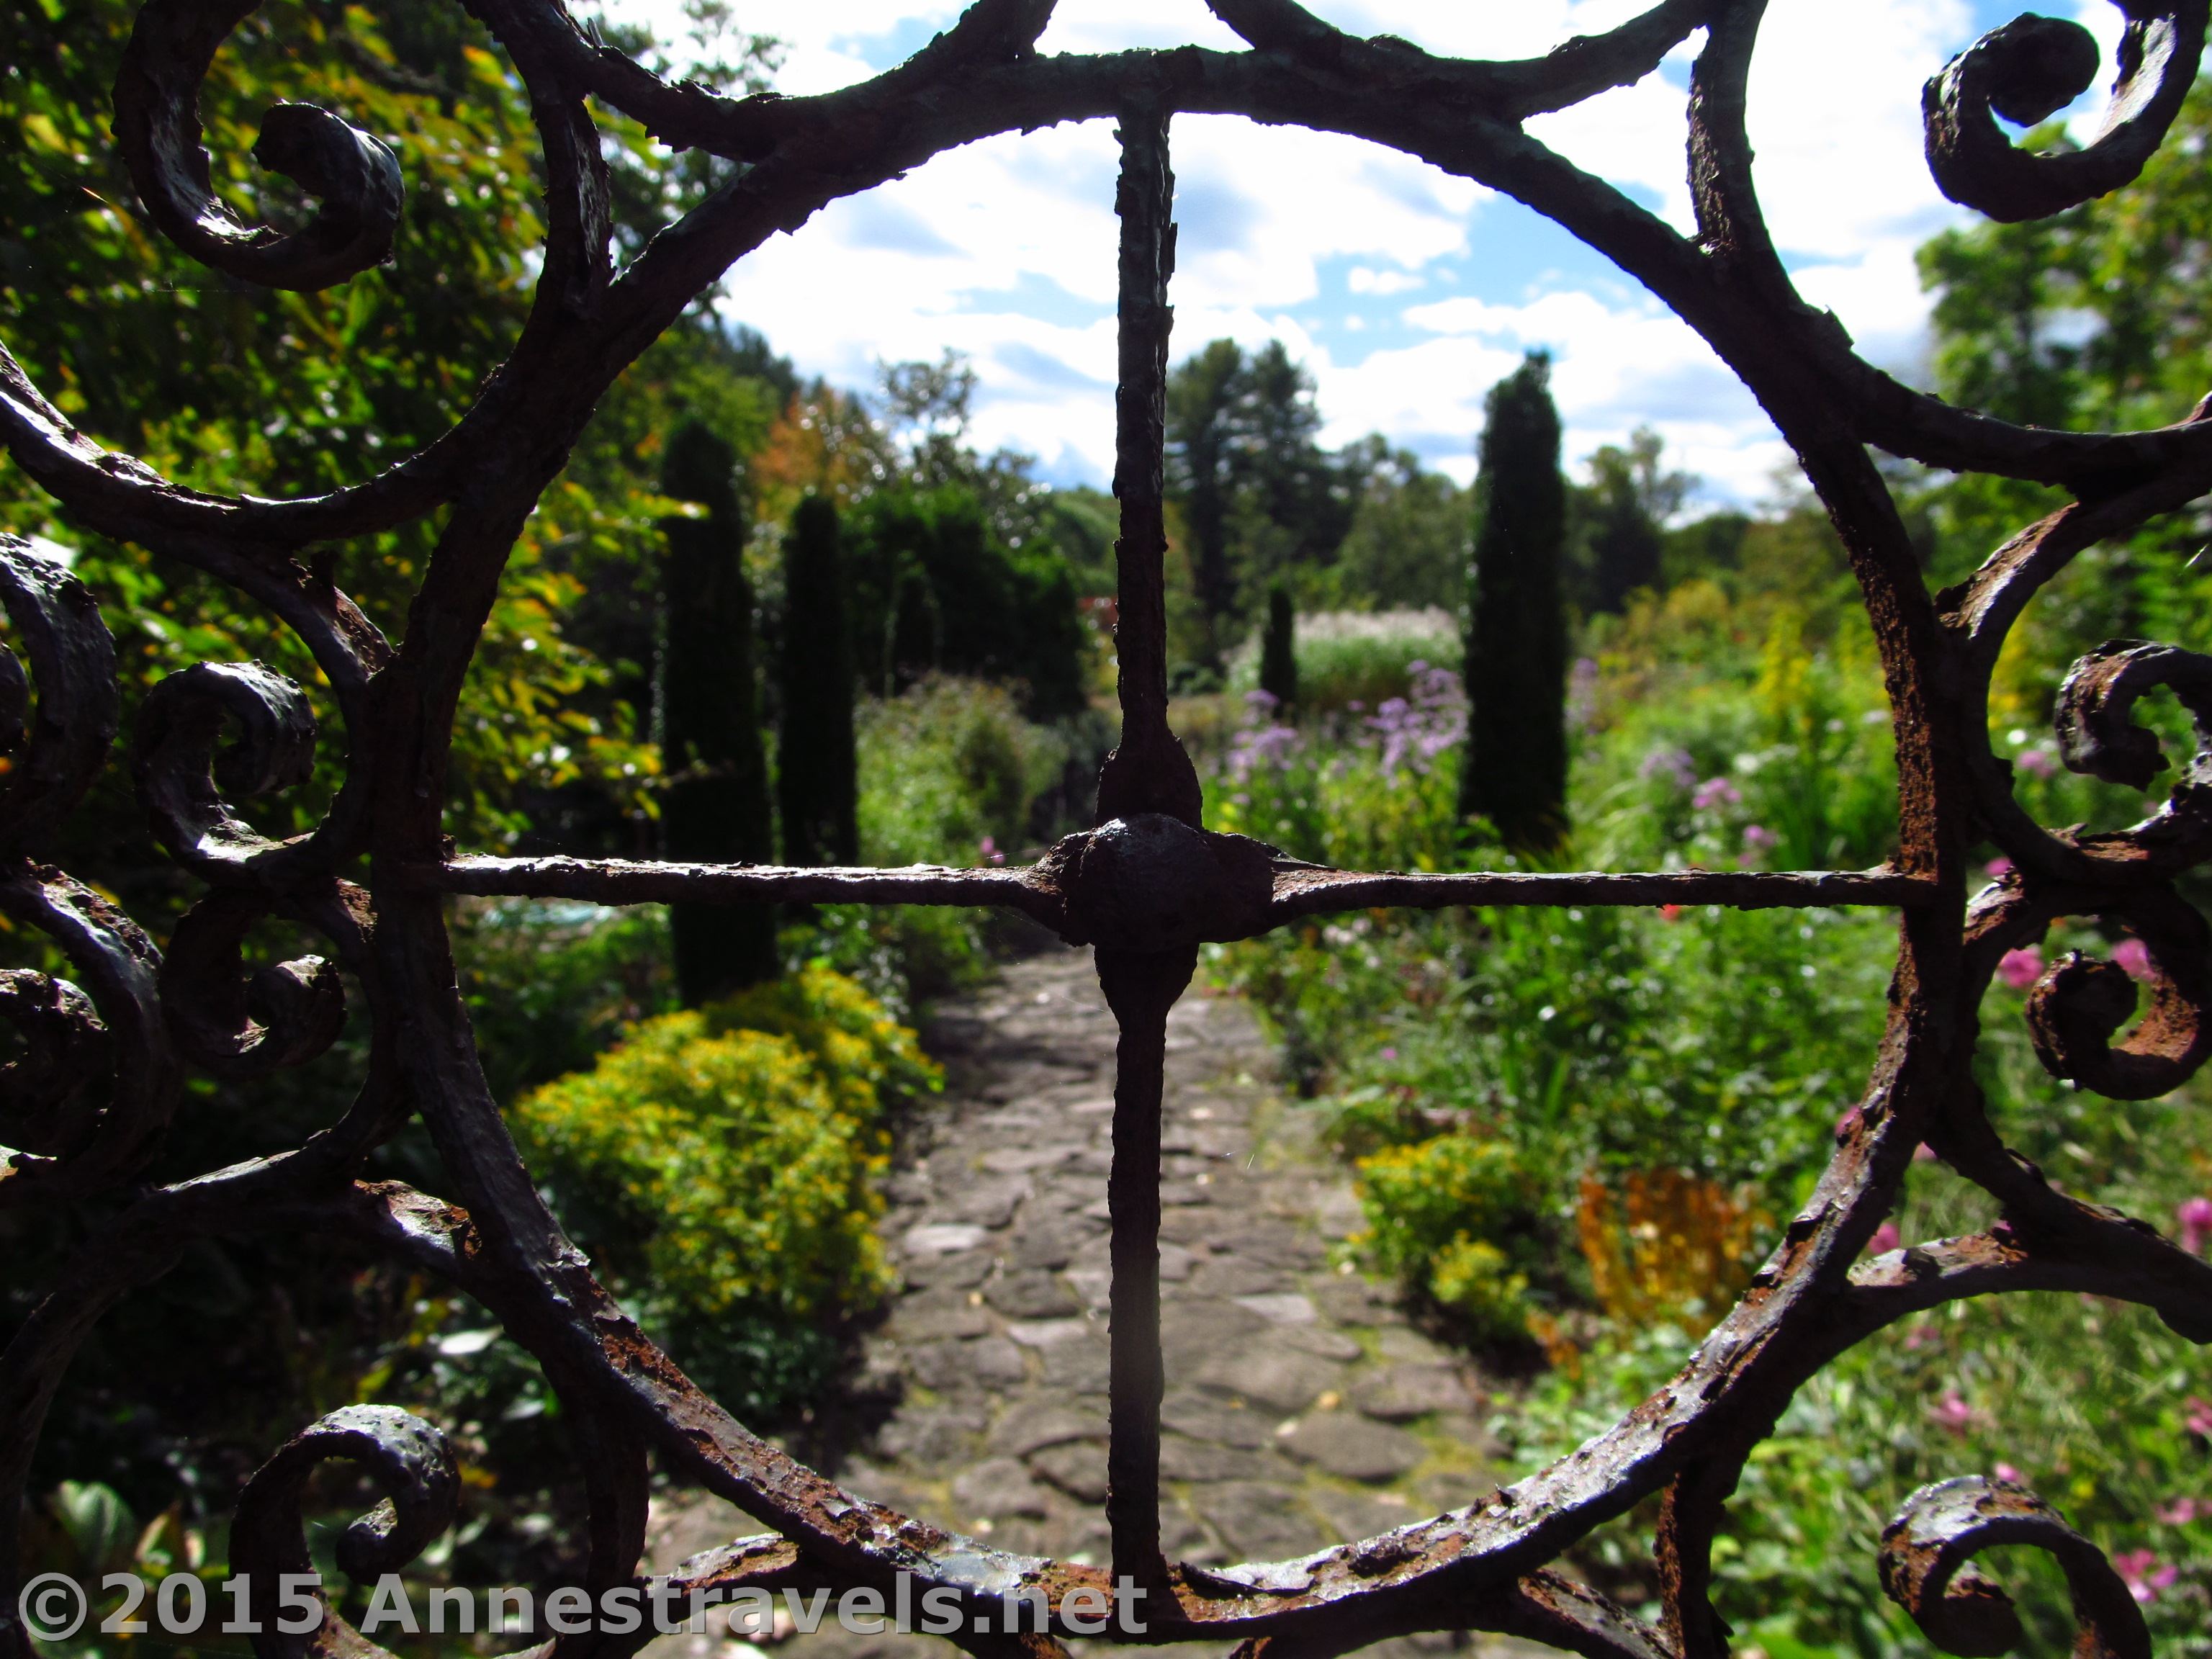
left=6, top=2, right=2212, bottom=1655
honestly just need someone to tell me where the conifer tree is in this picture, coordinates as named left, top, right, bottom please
left=778, top=493, right=860, bottom=868
left=1259, top=583, right=1298, bottom=712
left=659, top=421, right=779, bottom=1001
left=1459, top=352, right=1569, bottom=852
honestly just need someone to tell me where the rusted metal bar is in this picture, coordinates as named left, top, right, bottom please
left=1097, top=945, right=1191, bottom=1599
left=1268, top=863, right=1940, bottom=917
left=431, top=852, right=1936, bottom=939
left=1097, top=98, right=1200, bottom=830
left=433, top=852, right=1065, bottom=927
left=1097, top=99, right=1187, bottom=1600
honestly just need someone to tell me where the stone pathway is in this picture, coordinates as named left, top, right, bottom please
left=648, top=947, right=1531, bottom=1658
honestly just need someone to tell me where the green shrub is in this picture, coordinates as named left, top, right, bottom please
left=768, top=675, right=1076, bottom=1007
left=857, top=675, right=1063, bottom=865
left=1428, top=1238, right=1534, bottom=1344
left=844, top=485, right=1090, bottom=718
left=454, top=899, right=675, bottom=1104
left=509, top=963, right=938, bottom=1413
left=1355, top=1133, right=1551, bottom=1341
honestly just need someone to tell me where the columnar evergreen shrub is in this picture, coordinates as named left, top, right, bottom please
left=659, top=420, right=778, bottom=999
left=1259, top=583, right=1298, bottom=711
left=1460, top=351, right=1568, bottom=851
left=779, top=493, right=860, bottom=866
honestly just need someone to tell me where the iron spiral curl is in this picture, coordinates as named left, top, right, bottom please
left=3, top=1, right=2212, bottom=1656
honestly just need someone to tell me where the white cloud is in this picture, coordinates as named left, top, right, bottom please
left=598, top=0, right=2020, bottom=502
left=1382, top=289, right=1788, bottom=497
left=1348, top=268, right=1424, bottom=296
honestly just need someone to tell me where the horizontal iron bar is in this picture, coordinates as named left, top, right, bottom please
left=1269, top=864, right=1941, bottom=916
left=431, top=853, right=1066, bottom=927
left=432, top=853, right=1938, bottom=931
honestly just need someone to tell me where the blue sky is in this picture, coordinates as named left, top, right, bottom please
left=609, top=0, right=2126, bottom=508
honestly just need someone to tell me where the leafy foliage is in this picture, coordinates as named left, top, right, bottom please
left=510, top=963, right=939, bottom=1413
left=843, top=485, right=1091, bottom=719
left=1354, top=1135, right=1553, bottom=1341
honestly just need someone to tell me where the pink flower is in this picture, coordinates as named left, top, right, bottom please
left=1691, top=776, right=1742, bottom=811
left=1378, top=1046, right=1398, bottom=1061
left=1930, top=1390, right=1982, bottom=1435
left=1905, top=1322, right=1938, bottom=1352
left=1914, top=1141, right=1938, bottom=1163
left=1985, top=856, right=2014, bottom=878
left=1866, top=1222, right=1902, bottom=1256
left=2113, top=1549, right=2177, bottom=1604
left=1835, top=1104, right=1861, bottom=1138
left=1997, top=947, right=2045, bottom=990
left=978, top=835, right=1007, bottom=867
left=2113, top=937, right=2155, bottom=982
left=2177, top=1197, right=2212, bottom=1256
left=1742, top=824, right=1777, bottom=850
left=2017, top=747, right=2056, bottom=779
left=2185, top=1396, right=2212, bottom=1438
left=2156, top=1498, right=2203, bottom=1525
left=1993, top=1463, right=2023, bottom=1485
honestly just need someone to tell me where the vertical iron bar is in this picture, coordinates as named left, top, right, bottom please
left=1098, top=943, right=1193, bottom=1593
left=1099, top=98, right=1201, bottom=829
left=1099, top=96, right=1197, bottom=1599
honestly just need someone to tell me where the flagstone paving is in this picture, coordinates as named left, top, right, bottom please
left=646, top=946, right=1545, bottom=1659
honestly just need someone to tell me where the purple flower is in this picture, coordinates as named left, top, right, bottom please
left=1409, top=665, right=1466, bottom=716
left=1568, top=656, right=1599, bottom=734
left=979, top=835, right=1006, bottom=867
left=2177, top=1197, right=2212, bottom=1256
left=1641, top=746, right=1697, bottom=790
left=1866, top=1221, right=1902, bottom=1256
left=1997, top=947, right=2045, bottom=990
left=2016, top=747, right=2056, bottom=779
left=1691, top=775, right=1742, bottom=811
left=1993, top=1462, right=2024, bottom=1485
left=1362, top=681, right=1465, bottom=775
left=1378, top=1046, right=1398, bottom=1061
left=1228, top=723, right=1300, bottom=779
left=1244, top=688, right=1281, bottom=714
left=2156, top=1497, right=2203, bottom=1525
left=1735, top=824, right=1776, bottom=870
left=1986, top=855, right=2013, bottom=878
left=2113, top=1549, right=2177, bottom=1604
left=2185, top=1396, right=2212, bottom=1437
left=2113, top=937, right=2154, bottom=982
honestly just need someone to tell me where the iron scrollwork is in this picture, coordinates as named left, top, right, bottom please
left=4, top=2, right=2212, bottom=1656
